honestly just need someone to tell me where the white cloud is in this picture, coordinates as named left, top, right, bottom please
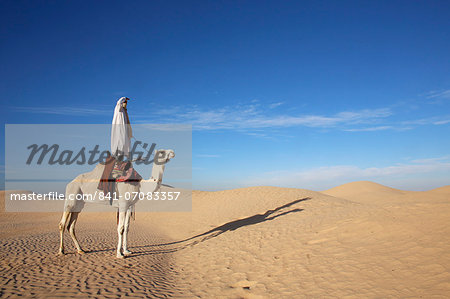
left=269, top=102, right=284, bottom=109
left=344, top=126, right=393, bottom=132
left=411, top=156, right=450, bottom=164
left=142, top=104, right=393, bottom=131
left=243, top=157, right=450, bottom=191
left=425, top=90, right=450, bottom=99
left=13, top=106, right=111, bottom=116
left=15, top=99, right=450, bottom=133
left=434, top=119, right=450, bottom=125
left=402, top=116, right=450, bottom=126
left=138, top=124, right=192, bottom=131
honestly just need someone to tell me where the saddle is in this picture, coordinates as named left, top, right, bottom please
left=98, top=154, right=142, bottom=196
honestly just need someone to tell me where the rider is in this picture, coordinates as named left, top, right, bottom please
left=111, top=97, right=132, bottom=160
left=99, top=97, right=135, bottom=196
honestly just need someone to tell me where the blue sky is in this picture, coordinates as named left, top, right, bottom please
left=1, top=0, right=449, bottom=191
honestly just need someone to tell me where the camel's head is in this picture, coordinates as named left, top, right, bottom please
left=155, top=149, right=175, bottom=164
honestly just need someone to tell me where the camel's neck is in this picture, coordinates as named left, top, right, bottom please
left=150, top=162, right=165, bottom=183
left=138, top=162, right=166, bottom=194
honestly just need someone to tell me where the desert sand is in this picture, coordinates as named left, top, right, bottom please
left=1, top=181, right=449, bottom=298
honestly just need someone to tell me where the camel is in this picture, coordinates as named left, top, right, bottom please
left=58, top=149, right=175, bottom=258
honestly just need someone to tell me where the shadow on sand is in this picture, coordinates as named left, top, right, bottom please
left=127, top=197, right=311, bottom=257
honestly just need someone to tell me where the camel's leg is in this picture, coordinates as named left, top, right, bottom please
left=58, top=211, right=71, bottom=255
left=122, top=207, right=133, bottom=256
left=60, top=179, right=83, bottom=255
left=68, top=212, right=84, bottom=254
left=116, top=210, right=126, bottom=258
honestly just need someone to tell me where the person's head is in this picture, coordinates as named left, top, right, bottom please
left=120, top=97, right=129, bottom=109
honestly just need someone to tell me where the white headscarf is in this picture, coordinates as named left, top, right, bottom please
left=111, top=97, right=132, bottom=158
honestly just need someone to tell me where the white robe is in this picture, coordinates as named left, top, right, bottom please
left=111, top=97, right=132, bottom=158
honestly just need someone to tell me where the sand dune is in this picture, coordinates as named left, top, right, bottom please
left=321, top=180, right=410, bottom=204
left=429, top=185, right=450, bottom=194
left=323, top=180, right=406, bottom=195
left=1, top=182, right=449, bottom=298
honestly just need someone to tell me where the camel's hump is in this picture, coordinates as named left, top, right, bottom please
left=72, top=163, right=106, bottom=182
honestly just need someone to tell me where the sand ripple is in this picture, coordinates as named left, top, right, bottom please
left=0, top=224, right=178, bottom=298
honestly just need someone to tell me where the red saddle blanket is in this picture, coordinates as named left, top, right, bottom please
left=98, top=155, right=142, bottom=195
